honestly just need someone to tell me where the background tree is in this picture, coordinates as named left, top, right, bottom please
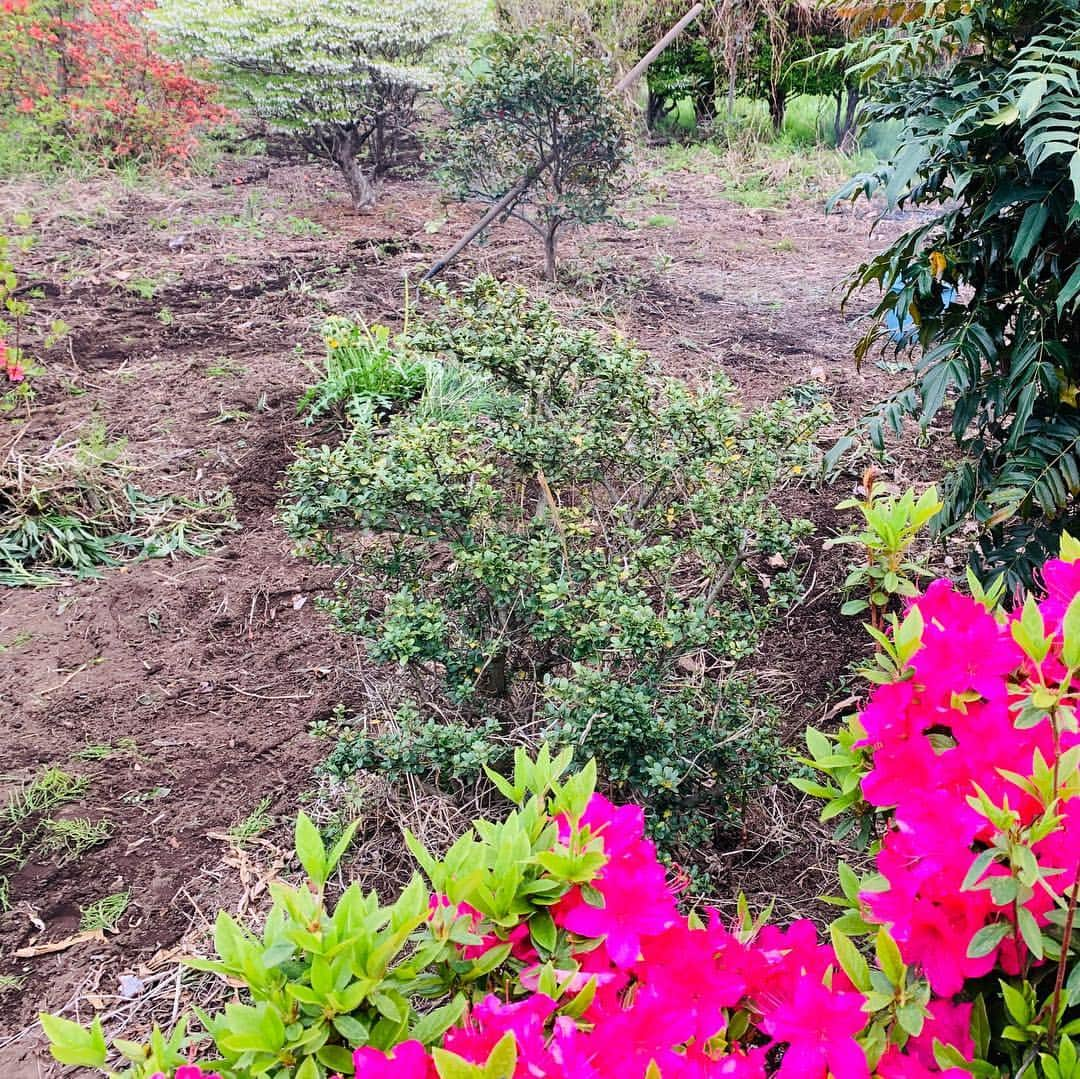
left=152, top=0, right=488, bottom=210
left=439, top=30, right=630, bottom=281
left=829, top=0, right=1080, bottom=585
left=744, top=0, right=852, bottom=135
left=492, top=0, right=655, bottom=83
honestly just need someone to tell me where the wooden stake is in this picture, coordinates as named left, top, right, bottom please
left=421, top=3, right=704, bottom=282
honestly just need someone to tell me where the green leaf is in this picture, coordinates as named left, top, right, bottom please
left=296, top=811, right=328, bottom=887
left=411, top=994, right=468, bottom=1046
left=326, top=818, right=361, bottom=877
left=333, top=1014, right=370, bottom=1045
left=39, top=1014, right=107, bottom=1068
left=1000, top=978, right=1032, bottom=1026
left=1059, top=264, right=1080, bottom=316
left=875, top=926, right=905, bottom=985
left=296, top=1056, right=322, bottom=1079
left=1010, top=203, right=1050, bottom=267
left=482, top=1030, right=518, bottom=1078
left=830, top=926, right=872, bottom=992
left=433, top=1049, right=483, bottom=1079
left=318, top=1044, right=357, bottom=1072
left=1016, top=905, right=1044, bottom=960
left=967, top=921, right=1011, bottom=959
left=1062, top=593, right=1080, bottom=668
left=529, top=909, right=557, bottom=955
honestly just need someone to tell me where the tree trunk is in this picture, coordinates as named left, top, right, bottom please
left=543, top=221, right=559, bottom=282
left=330, top=127, right=375, bottom=212
left=838, top=82, right=861, bottom=153
left=647, top=88, right=664, bottom=131
left=768, top=81, right=786, bottom=133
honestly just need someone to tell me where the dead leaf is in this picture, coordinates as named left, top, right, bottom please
left=15, top=929, right=106, bottom=957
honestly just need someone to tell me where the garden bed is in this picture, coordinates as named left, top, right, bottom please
left=0, top=149, right=911, bottom=1072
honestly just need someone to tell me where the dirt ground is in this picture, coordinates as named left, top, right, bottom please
left=0, top=147, right=910, bottom=1074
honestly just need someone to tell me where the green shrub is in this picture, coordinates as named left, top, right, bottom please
left=285, top=277, right=826, bottom=860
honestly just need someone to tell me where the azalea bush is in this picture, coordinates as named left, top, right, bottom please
left=33, top=746, right=974, bottom=1079
left=153, top=0, right=489, bottom=209
left=827, top=0, right=1080, bottom=585
left=284, top=276, right=823, bottom=858
left=800, top=540, right=1080, bottom=1074
left=0, top=0, right=225, bottom=170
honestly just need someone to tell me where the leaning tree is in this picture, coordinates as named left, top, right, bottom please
left=152, top=0, right=489, bottom=209
left=439, top=29, right=630, bottom=281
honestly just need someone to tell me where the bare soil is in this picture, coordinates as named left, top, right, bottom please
left=0, top=149, right=911, bottom=1074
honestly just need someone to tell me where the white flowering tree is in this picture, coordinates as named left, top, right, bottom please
left=152, top=0, right=489, bottom=209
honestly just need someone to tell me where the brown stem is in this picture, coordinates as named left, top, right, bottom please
left=1047, top=882, right=1078, bottom=1051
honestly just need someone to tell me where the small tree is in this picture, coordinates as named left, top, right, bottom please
left=440, top=30, right=629, bottom=281
left=152, top=0, right=488, bottom=209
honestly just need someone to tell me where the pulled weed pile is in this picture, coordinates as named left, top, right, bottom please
left=0, top=427, right=235, bottom=586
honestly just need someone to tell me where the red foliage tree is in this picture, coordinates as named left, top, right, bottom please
left=0, top=0, right=226, bottom=165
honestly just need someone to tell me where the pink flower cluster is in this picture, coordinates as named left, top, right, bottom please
left=859, top=560, right=1080, bottom=996
left=353, top=792, right=977, bottom=1078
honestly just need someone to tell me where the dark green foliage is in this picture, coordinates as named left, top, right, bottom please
left=829, top=0, right=1080, bottom=587
left=325, top=705, right=504, bottom=784
left=439, top=30, right=629, bottom=280
left=646, top=37, right=717, bottom=130
left=286, top=277, right=825, bottom=861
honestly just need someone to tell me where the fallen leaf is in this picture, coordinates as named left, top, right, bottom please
left=15, top=929, right=105, bottom=957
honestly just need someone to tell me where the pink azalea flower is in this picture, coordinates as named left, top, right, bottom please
left=907, top=999, right=974, bottom=1070
left=762, top=974, right=870, bottom=1078
left=353, top=1039, right=433, bottom=1078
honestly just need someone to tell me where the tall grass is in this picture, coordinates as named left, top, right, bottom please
left=657, top=92, right=901, bottom=161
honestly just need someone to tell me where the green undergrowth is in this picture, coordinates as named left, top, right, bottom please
left=286, top=276, right=829, bottom=873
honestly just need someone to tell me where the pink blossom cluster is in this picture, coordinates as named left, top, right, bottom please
left=860, top=560, right=1080, bottom=996
left=353, top=792, right=975, bottom=1078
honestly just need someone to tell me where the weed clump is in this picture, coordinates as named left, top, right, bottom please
left=0, top=422, right=235, bottom=586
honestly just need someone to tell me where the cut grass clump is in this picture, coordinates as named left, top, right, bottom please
left=227, top=795, right=275, bottom=845
left=1, top=422, right=236, bottom=586
left=79, top=889, right=131, bottom=932
left=0, top=767, right=90, bottom=909
left=2, top=768, right=88, bottom=825
left=38, top=818, right=113, bottom=865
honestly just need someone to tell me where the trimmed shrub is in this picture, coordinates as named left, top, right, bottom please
left=284, top=277, right=824, bottom=860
